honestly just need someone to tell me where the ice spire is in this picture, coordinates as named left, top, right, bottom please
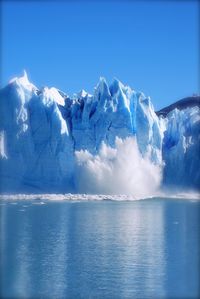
left=109, top=77, right=124, bottom=96
left=20, top=69, right=30, bottom=85
left=95, top=77, right=111, bottom=100
left=9, top=70, right=37, bottom=91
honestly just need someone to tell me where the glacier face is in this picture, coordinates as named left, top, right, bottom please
left=0, top=72, right=74, bottom=192
left=0, top=72, right=199, bottom=194
left=162, top=107, right=200, bottom=190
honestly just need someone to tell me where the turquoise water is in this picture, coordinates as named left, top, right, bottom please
left=0, top=198, right=200, bottom=298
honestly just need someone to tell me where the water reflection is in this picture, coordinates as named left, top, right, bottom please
left=163, top=200, right=200, bottom=298
left=0, top=199, right=199, bottom=298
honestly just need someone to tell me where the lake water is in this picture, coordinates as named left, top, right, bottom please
left=0, top=197, right=200, bottom=298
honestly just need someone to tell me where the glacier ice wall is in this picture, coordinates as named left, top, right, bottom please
left=162, top=107, right=200, bottom=190
left=0, top=72, right=199, bottom=194
left=0, top=72, right=74, bottom=192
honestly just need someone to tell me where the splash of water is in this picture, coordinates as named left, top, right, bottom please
left=75, top=137, right=162, bottom=198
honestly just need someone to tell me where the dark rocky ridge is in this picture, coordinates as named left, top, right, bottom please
left=156, top=96, right=200, bottom=117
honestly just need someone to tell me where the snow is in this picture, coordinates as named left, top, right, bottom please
left=0, top=71, right=199, bottom=194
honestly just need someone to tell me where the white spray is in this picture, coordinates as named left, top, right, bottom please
left=75, top=137, right=162, bottom=198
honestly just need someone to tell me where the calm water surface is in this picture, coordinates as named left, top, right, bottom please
left=0, top=198, right=200, bottom=299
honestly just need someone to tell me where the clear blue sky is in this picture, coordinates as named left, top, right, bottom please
left=1, top=0, right=199, bottom=109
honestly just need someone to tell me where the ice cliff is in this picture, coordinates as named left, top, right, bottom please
left=0, top=72, right=199, bottom=194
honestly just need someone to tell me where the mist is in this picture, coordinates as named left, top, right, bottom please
left=75, top=137, right=162, bottom=198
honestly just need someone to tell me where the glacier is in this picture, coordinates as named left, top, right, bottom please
left=0, top=71, right=199, bottom=195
